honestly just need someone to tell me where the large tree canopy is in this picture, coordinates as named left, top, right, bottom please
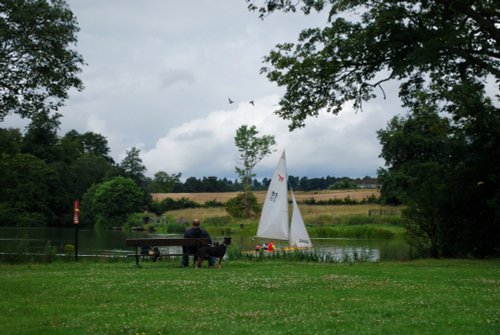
left=247, top=0, right=499, bottom=129
left=377, top=90, right=499, bottom=257
left=248, top=1, right=500, bottom=257
left=0, top=0, right=84, bottom=121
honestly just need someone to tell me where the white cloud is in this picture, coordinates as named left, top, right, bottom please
left=3, top=1, right=403, bottom=179
left=142, top=94, right=396, bottom=179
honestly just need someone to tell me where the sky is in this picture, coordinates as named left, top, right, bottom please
left=4, top=0, right=406, bottom=180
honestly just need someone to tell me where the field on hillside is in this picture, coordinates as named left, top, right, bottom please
left=160, top=204, right=397, bottom=224
left=152, top=189, right=380, bottom=204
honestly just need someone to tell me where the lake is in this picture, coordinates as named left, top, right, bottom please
left=0, top=226, right=412, bottom=261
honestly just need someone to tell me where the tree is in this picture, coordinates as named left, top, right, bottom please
left=247, top=0, right=499, bottom=129
left=437, top=85, right=500, bottom=257
left=60, top=130, right=114, bottom=164
left=67, top=153, right=118, bottom=197
left=328, top=178, right=359, bottom=190
left=182, top=176, right=202, bottom=193
left=80, top=132, right=112, bottom=160
left=148, top=171, right=181, bottom=193
left=378, top=91, right=499, bottom=257
left=377, top=95, right=454, bottom=257
left=21, top=111, right=61, bottom=162
left=234, top=125, right=276, bottom=217
left=0, top=128, right=22, bottom=155
left=119, top=147, right=146, bottom=185
left=81, top=177, right=144, bottom=228
left=0, top=0, right=84, bottom=121
left=0, top=153, right=54, bottom=226
left=248, top=0, right=500, bottom=257
left=226, top=192, right=261, bottom=219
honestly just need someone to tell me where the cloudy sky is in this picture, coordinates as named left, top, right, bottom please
left=5, top=0, right=405, bottom=180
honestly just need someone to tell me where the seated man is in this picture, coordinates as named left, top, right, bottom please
left=181, top=218, right=215, bottom=267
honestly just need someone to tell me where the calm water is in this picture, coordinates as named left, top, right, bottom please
left=0, top=226, right=412, bottom=261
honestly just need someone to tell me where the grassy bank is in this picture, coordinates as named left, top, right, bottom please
left=1, top=259, right=498, bottom=334
left=155, top=205, right=404, bottom=239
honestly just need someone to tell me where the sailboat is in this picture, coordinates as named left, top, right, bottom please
left=256, top=151, right=313, bottom=250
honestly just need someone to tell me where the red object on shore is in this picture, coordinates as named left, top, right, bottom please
left=73, top=200, right=80, bottom=225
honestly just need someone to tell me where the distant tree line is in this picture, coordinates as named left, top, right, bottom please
left=158, top=175, right=377, bottom=193
left=0, top=120, right=372, bottom=227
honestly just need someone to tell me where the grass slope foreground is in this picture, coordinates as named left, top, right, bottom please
left=0, top=259, right=498, bottom=335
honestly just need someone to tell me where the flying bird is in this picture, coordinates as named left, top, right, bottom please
left=249, top=100, right=254, bottom=106
left=228, top=98, right=234, bottom=104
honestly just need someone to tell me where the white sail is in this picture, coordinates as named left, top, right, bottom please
left=289, top=190, right=313, bottom=248
left=256, top=151, right=289, bottom=241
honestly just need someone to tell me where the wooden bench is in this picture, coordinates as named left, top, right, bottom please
left=126, top=238, right=210, bottom=267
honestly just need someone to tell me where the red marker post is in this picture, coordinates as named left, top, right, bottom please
left=74, top=200, right=80, bottom=261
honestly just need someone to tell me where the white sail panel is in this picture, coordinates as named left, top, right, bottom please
left=289, top=190, right=312, bottom=248
left=256, top=151, right=289, bottom=241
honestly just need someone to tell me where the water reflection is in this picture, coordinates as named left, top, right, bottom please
left=0, top=227, right=411, bottom=261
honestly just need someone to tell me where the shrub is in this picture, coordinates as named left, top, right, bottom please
left=203, top=199, right=225, bottom=208
left=203, top=216, right=233, bottom=227
left=153, top=197, right=200, bottom=214
left=166, top=222, right=186, bottom=234
left=82, top=177, right=144, bottom=229
left=226, top=193, right=261, bottom=218
left=344, top=215, right=376, bottom=225
left=0, top=203, right=47, bottom=227
left=126, top=213, right=145, bottom=227
left=308, top=215, right=340, bottom=225
left=314, top=225, right=395, bottom=239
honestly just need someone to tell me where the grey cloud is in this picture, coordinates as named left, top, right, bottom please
left=159, top=70, right=195, bottom=90
left=6, top=1, right=415, bottom=179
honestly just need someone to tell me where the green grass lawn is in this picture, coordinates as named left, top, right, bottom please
left=0, top=259, right=498, bottom=335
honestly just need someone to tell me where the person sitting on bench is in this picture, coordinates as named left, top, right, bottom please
left=181, top=218, right=215, bottom=268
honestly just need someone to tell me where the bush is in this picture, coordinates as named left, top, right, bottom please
left=82, top=177, right=144, bottom=229
left=152, top=197, right=200, bottom=214
left=344, top=215, right=376, bottom=225
left=301, top=195, right=381, bottom=206
left=166, top=222, right=186, bottom=234
left=0, top=203, right=47, bottom=227
left=203, top=199, right=225, bottom=207
left=126, top=213, right=145, bottom=227
left=203, top=216, right=233, bottom=227
left=226, top=192, right=261, bottom=218
left=328, top=180, right=359, bottom=190
left=308, top=215, right=340, bottom=225
left=314, top=225, right=395, bottom=239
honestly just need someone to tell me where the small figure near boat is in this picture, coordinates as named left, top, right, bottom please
left=254, top=241, right=278, bottom=253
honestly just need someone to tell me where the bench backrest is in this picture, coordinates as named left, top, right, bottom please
left=126, top=238, right=209, bottom=247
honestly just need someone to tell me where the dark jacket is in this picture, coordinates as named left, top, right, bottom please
left=183, top=227, right=212, bottom=253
